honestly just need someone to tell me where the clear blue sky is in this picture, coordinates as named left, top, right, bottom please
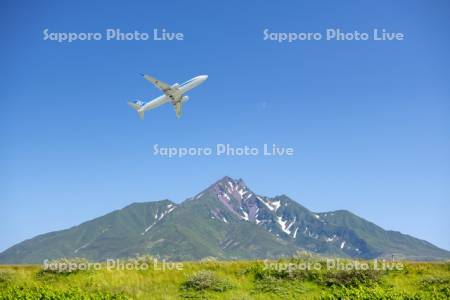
left=1, top=0, right=449, bottom=252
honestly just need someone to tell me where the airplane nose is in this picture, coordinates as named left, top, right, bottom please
left=200, top=75, right=208, bottom=81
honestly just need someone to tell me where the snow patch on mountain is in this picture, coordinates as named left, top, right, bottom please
left=285, top=217, right=296, bottom=235
left=257, top=196, right=281, bottom=212
left=157, top=210, right=168, bottom=220
left=141, top=223, right=155, bottom=235
left=167, top=204, right=176, bottom=213
left=241, top=209, right=249, bottom=221
left=142, top=205, right=177, bottom=234
left=272, top=201, right=281, bottom=211
left=293, top=227, right=299, bottom=238
left=238, top=188, right=247, bottom=198
left=277, top=216, right=292, bottom=234
left=74, top=243, right=90, bottom=254
left=326, top=235, right=337, bottom=242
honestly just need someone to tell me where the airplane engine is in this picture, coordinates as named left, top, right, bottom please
left=181, top=95, right=189, bottom=102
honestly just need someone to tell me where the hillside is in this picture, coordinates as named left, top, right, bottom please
left=1, top=176, right=449, bottom=263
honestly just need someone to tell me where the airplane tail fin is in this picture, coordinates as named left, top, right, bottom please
left=128, top=101, right=145, bottom=120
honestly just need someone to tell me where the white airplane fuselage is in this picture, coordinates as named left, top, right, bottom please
left=140, top=75, right=208, bottom=114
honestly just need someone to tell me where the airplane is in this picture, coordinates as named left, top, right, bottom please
left=128, top=74, right=208, bottom=119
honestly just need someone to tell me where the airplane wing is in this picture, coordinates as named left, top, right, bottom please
left=142, top=74, right=172, bottom=92
left=174, top=101, right=182, bottom=118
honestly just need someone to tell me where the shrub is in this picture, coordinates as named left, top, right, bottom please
left=420, top=276, right=450, bottom=286
left=127, top=255, right=156, bottom=266
left=181, top=270, right=233, bottom=292
left=0, top=286, right=129, bottom=299
left=0, top=270, right=15, bottom=286
left=322, top=269, right=381, bottom=287
left=247, top=261, right=323, bottom=282
left=419, top=276, right=450, bottom=298
left=41, top=257, right=91, bottom=274
left=320, top=284, right=410, bottom=299
left=252, top=275, right=309, bottom=297
left=253, top=276, right=285, bottom=294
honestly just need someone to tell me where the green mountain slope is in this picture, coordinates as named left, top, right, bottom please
left=318, top=210, right=450, bottom=260
left=0, top=176, right=448, bottom=263
left=0, top=200, right=176, bottom=263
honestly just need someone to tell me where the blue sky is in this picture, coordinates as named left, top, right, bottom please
left=1, top=0, right=449, bottom=252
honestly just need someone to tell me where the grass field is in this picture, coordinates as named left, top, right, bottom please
left=0, top=256, right=449, bottom=299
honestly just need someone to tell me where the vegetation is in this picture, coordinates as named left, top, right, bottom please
left=181, top=270, right=232, bottom=292
left=0, top=258, right=449, bottom=299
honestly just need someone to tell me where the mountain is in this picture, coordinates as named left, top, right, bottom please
left=1, top=176, right=449, bottom=263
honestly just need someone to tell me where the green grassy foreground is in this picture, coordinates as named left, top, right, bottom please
left=0, top=258, right=449, bottom=299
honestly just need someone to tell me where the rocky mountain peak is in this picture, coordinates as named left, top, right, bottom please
left=213, top=176, right=246, bottom=189
left=212, top=177, right=253, bottom=202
